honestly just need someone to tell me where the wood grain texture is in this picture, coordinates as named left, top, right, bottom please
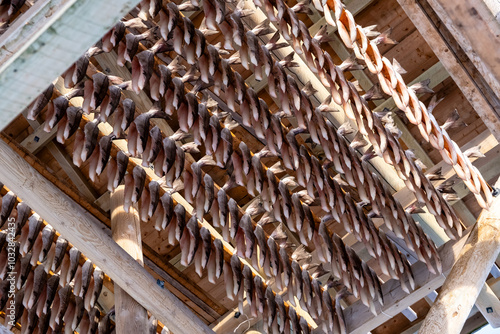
left=0, top=139, right=215, bottom=334
left=420, top=177, right=500, bottom=333
left=397, top=0, right=500, bottom=141
left=111, top=186, right=149, bottom=334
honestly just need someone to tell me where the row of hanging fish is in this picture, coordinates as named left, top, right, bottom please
left=208, top=0, right=464, bottom=238
left=34, top=78, right=361, bottom=332
left=118, top=0, right=419, bottom=279
left=135, top=0, right=461, bottom=244
left=26, top=6, right=410, bottom=318
left=24, top=3, right=422, bottom=326
left=315, top=0, right=493, bottom=210
left=25, top=80, right=341, bottom=332
left=0, top=188, right=110, bottom=334
left=44, top=60, right=391, bottom=316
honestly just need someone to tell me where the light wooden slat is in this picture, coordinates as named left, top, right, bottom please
left=0, top=139, right=215, bottom=334
left=111, top=185, right=149, bottom=333
left=0, top=0, right=142, bottom=129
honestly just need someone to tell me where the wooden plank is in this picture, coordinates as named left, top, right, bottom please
left=111, top=185, right=148, bottom=333
left=396, top=0, right=500, bottom=141
left=20, top=119, right=58, bottom=154
left=0, top=0, right=142, bottom=128
left=420, top=177, right=500, bottom=333
left=0, top=139, right=215, bottom=334
left=426, top=0, right=500, bottom=101
left=340, top=226, right=473, bottom=334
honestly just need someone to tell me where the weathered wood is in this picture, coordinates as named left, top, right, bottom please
left=420, top=177, right=500, bottom=333
left=397, top=0, right=500, bottom=141
left=0, top=0, right=142, bottom=128
left=0, top=139, right=215, bottom=334
left=111, top=185, right=148, bottom=333
left=426, top=0, right=500, bottom=101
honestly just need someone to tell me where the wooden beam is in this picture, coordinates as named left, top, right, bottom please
left=0, top=139, right=215, bottom=334
left=420, top=177, right=500, bottom=333
left=341, top=226, right=472, bottom=334
left=396, top=0, right=500, bottom=141
left=111, top=185, right=148, bottom=333
left=425, top=0, right=500, bottom=100
left=0, top=0, right=142, bottom=129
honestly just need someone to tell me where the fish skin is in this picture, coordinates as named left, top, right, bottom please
left=240, top=213, right=256, bottom=258
left=81, top=120, right=99, bottom=162
left=148, top=181, right=160, bottom=218
left=217, top=188, right=228, bottom=228
left=174, top=204, right=186, bottom=241
left=132, top=165, right=146, bottom=203
left=254, top=275, right=265, bottom=314
left=25, top=214, right=43, bottom=254
left=186, top=214, right=200, bottom=265
left=67, top=247, right=81, bottom=284
left=134, top=106, right=169, bottom=153
left=230, top=254, right=243, bottom=296
left=27, top=83, right=54, bottom=120
left=114, top=150, right=129, bottom=189
left=214, top=238, right=224, bottom=279
left=228, top=198, right=240, bottom=239
left=80, top=259, right=93, bottom=298
left=267, top=236, right=280, bottom=277
left=52, top=238, right=69, bottom=273
left=17, top=254, right=32, bottom=290
left=163, top=137, right=176, bottom=175
left=96, top=135, right=114, bottom=176
left=43, top=274, right=60, bottom=314
left=254, top=224, right=268, bottom=267
left=160, top=192, right=174, bottom=229
left=29, top=265, right=47, bottom=309
left=262, top=285, right=277, bottom=329
left=278, top=181, right=293, bottom=219
left=15, top=202, right=31, bottom=236
left=243, top=266, right=255, bottom=313
left=0, top=191, right=16, bottom=226
left=200, top=227, right=212, bottom=268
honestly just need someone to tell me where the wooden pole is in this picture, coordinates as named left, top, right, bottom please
left=0, top=139, right=215, bottom=334
left=420, top=177, right=500, bottom=333
left=111, top=186, right=149, bottom=333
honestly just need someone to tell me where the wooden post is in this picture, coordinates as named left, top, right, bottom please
left=0, top=139, right=215, bottom=334
left=110, top=185, right=148, bottom=333
left=420, top=177, right=500, bottom=333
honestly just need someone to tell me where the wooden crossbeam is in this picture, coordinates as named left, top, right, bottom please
left=425, top=0, right=500, bottom=101
left=396, top=0, right=500, bottom=141
left=0, top=138, right=215, bottom=334
left=0, top=0, right=142, bottom=129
